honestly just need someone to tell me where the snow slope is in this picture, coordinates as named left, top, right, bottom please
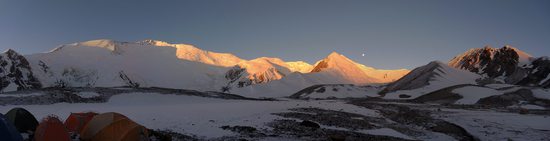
left=139, top=39, right=245, bottom=67
left=285, top=61, right=313, bottom=73
left=310, top=52, right=382, bottom=84
left=383, top=61, right=481, bottom=99
left=355, top=63, right=410, bottom=83
left=452, top=86, right=502, bottom=104
left=26, top=39, right=228, bottom=91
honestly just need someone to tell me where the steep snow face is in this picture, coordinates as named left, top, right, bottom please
left=382, top=61, right=480, bottom=99
left=310, top=52, right=381, bottom=84
left=448, top=46, right=533, bottom=78
left=26, top=40, right=227, bottom=91
left=224, top=57, right=293, bottom=89
left=285, top=61, right=313, bottom=73
left=0, top=49, right=42, bottom=92
left=355, top=63, right=410, bottom=83
left=139, top=39, right=245, bottom=67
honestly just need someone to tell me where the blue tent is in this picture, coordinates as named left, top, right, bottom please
left=0, top=113, right=23, bottom=141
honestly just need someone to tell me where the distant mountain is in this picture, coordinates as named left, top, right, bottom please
left=224, top=57, right=293, bottom=88
left=0, top=49, right=42, bottom=92
left=309, top=52, right=410, bottom=84
left=1, top=39, right=409, bottom=97
left=231, top=52, right=409, bottom=98
left=449, top=45, right=549, bottom=88
left=381, top=61, right=480, bottom=99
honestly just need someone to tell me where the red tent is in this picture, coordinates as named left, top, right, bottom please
left=34, top=115, right=71, bottom=141
left=64, top=112, right=98, bottom=134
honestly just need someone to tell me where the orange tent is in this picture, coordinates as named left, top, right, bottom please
left=34, top=116, right=71, bottom=141
left=80, top=112, right=149, bottom=141
left=64, top=112, right=98, bottom=133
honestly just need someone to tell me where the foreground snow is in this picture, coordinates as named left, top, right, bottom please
left=439, top=108, right=550, bottom=141
left=1, top=91, right=548, bottom=140
left=0, top=93, right=378, bottom=138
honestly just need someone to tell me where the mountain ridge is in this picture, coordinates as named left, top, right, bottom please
left=1, top=39, right=410, bottom=97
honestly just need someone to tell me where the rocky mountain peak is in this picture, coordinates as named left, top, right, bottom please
left=448, top=46, right=532, bottom=78
left=0, top=49, right=41, bottom=92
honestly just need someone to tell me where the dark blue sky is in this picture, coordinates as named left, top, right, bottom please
left=1, top=0, right=549, bottom=69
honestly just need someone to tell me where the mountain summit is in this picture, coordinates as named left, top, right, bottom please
left=310, top=52, right=381, bottom=84
left=449, top=45, right=533, bottom=78
left=448, top=45, right=549, bottom=87
left=311, top=52, right=410, bottom=83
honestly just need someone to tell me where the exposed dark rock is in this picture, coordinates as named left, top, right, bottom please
left=267, top=119, right=416, bottom=141
left=449, top=46, right=550, bottom=88
left=221, top=125, right=258, bottom=134
left=399, top=94, right=411, bottom=98
left=149, top=129, right=199, bottom=141
left=412, top=84, right=476, bottom=104
left=299, top=120, right=320, bottom=129
left=0, top=49, right=42, bottom=92
left=310, top=60, right=329, bottom=73
left=349, top=100, right=479, bottom=141
left=448, top=46, right=520, bottom=78
left=273, top=108, right=381, bottom=130
left=119, top=71, right=140, bottom=88
left=516, top=57, right=550, bottom=88
left=477, top=88, right=550, bottom=107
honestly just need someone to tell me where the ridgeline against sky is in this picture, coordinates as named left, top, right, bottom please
left=1, top=0, right=549, bottom=69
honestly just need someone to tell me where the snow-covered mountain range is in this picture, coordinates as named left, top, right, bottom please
left=1, top=39, right=410, bottom=97
left=3, top=39, right=549, bottom=100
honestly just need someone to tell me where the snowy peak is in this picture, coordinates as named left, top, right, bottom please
left=310, top=52, right=381, bottom=84
left=311, top=52, right=355, bottom=73
left=310, top=52, right=409, bottom=84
